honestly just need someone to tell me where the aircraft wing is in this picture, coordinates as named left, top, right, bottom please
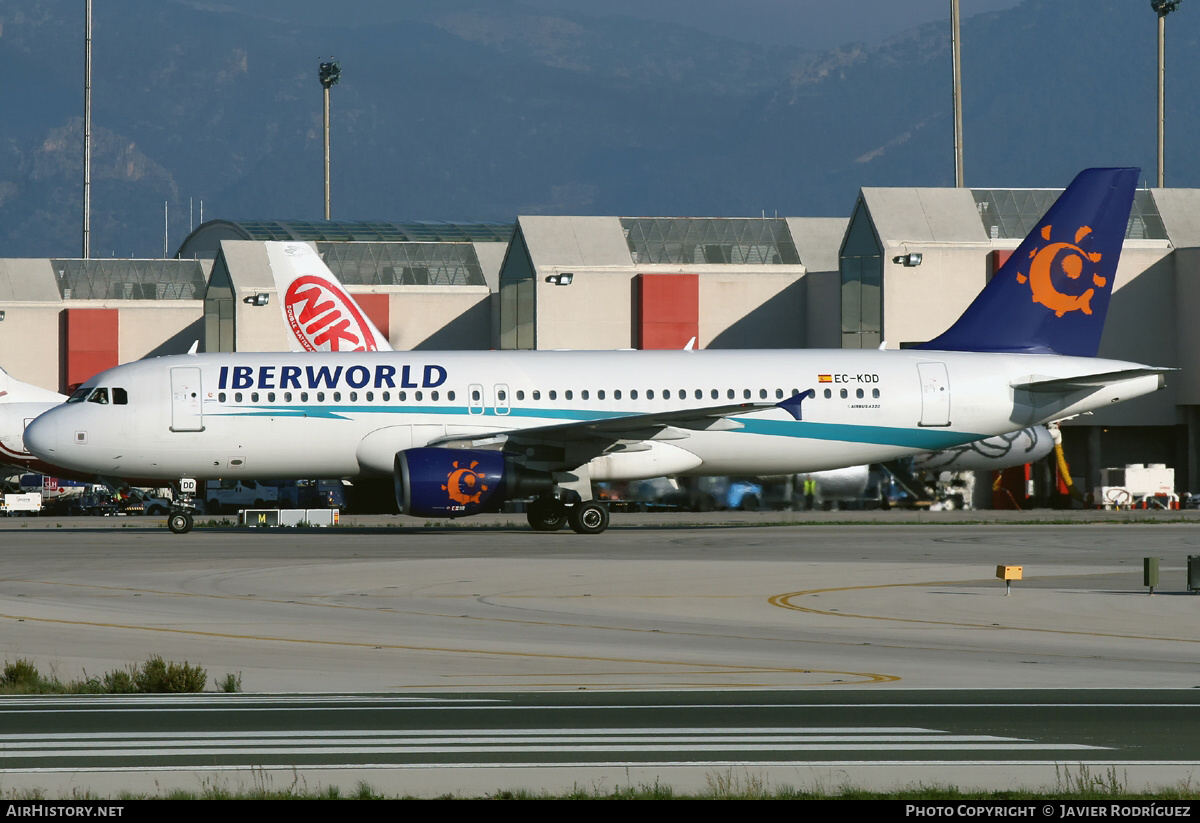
left=426, top=395, right=811, bottom=468
left=1011, top=367, right=1171, bottom=393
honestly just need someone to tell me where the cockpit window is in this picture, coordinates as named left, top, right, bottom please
left=113, top=388, right=128, bottom=405
left=66, top=388, right=91, bottom=403
left=86, top=388, right=109, bottom=405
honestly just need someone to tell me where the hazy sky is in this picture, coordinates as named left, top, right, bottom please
left=481, top=0, right=1025, bottom=49
left=226, top=0, right=1026, bottom=50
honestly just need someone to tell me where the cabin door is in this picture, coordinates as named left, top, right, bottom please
left=917, top=362, right=951, bottom=427
left=170, top=367, right=205, bottom=432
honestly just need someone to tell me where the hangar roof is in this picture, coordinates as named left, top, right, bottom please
left=1149, top=189, right=1200, bottom=247
left=177, top=219, right=514, bottom=259
left=511, top=215, right=818, bottom=272
left=858, top=187, right=987, bottom=247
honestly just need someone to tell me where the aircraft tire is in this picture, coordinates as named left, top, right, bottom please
left=527, top=498, right=567, bottom=532
left=567, top=501, right=609, bottom=535
left=167, top=510, right=193, bottom=535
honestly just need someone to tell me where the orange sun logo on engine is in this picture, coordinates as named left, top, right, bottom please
left=1015, top=224, right=1106, bottom=317
left=442, top=461, right=489, bottom=505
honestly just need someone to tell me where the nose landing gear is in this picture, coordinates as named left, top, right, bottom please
left=167, top=477, right=198, bottom=535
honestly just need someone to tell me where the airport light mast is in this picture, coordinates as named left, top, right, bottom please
left=950, top=0, right=964, bottom=187
left=1151, top=1, right=1182, bottom=187
left=318, top=59, right=340, bottom=220
left=82, top=0, right=92, bottom=258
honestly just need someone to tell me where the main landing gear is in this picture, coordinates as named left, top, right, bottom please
left=526, top=496, right=609, bottom=535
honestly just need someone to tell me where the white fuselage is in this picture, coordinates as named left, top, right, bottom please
left=23, top=349, right=1162, bottom=483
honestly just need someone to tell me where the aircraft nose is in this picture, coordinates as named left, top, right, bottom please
left=23, top=413, right=59, bottom=461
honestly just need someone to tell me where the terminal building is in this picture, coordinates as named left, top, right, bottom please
left=1, top=181, right=1198, bottom=503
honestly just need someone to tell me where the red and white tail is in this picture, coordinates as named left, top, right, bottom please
left=265, top=242, right=392, bottom=353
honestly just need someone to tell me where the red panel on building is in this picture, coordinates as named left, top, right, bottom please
left=991, top=250, right=1013, bottom=278
left=352, top=293, right=391, bottom=344
left=63, top=308, right=119, bottom=391
left=636, top=274, right=699, bottom=350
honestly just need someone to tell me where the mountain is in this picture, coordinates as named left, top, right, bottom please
left=0, top=0, right=1196, bottom=258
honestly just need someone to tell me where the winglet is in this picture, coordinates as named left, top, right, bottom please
left=777, top=389, right=815, bottom=421
left=914, top=168, right=1138, bottom=357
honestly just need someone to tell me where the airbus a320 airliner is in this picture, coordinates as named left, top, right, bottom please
left=24, top=168, right=1168, bottom=534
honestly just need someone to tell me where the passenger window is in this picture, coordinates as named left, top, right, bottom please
left=565, top=390, right=572, bottom=400
left=382, top=391, right=390, bottom=401
left=399, top=391, right=407, bottom=401
left=598, top=390, right=605, bottom=400
left=516, top=390, right=525, bottom=401
left=472, top=389, right=481, bottom=401
left=727, top=389, right=735, bottom=399
left=647, top=390, right=655, bottom=400
left=448, top=390, right=456, bottom=401
left=711, top=389, right=718, bottom=400
left=631, top=390, right=638, bottom=400
left=251, top=392, right=259, bottom=402
left=533, top=390, right=541, bottom=400
left=775, top=389, right=784, bottom=399
left=285, top=392, right=293, bottom=402
left=268, top=392, right=276, bottom=402
left=431, top=391, right=439, bottom=401
left=840, top=389, right=848, bottom=399
left=301, top=392, right=309, bottom=402
left=349, top=391, right=357, bottom=401
left=219, top=392, right=227, bottom=402
left=856, top=388, right=864, bottom=399
left=614, top=390, right=621, bottom=400
left=366, top=391, right=373, bottom=401
left=872, top=388, right=880, bottom=398
left=415, top=391, right=423, bottom=401
left=581, top=390, right=589, bottom=400
left=824, top=389, right=832, bottom=399
left=759, top=389, right=768, bottom=399
left=333, top=392, right=341, bottom=402
left=743, top=389, right=751, bottom=399
left=549, top=390, right=557, bottom=400
left=317, top=392, right=325, bottom=402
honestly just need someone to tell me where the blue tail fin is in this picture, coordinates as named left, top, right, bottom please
left=914, top=167, right=1138, bottom=357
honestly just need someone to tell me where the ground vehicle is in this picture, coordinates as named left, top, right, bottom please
left=0, top=492, right=42, bottom=516
left=205, top=480, right=279, bottom=514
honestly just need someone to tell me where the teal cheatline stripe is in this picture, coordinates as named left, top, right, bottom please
left=207, top=404, right=983, bottom=449
left=738, top=419, right=983, bottom=450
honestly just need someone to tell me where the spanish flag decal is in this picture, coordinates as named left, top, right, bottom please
left=818, top=374, right=832, bottom=383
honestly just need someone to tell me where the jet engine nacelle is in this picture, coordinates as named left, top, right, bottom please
left=394, top=447, right=552, bottom=518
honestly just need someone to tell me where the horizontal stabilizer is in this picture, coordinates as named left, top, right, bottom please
left=1011, top=368, right=1171, bottom=394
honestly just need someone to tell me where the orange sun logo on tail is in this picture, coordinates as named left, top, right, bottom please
left=1015, top=224, right=1107, bottom=317
left=442, top=461, right=490, bottom=505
